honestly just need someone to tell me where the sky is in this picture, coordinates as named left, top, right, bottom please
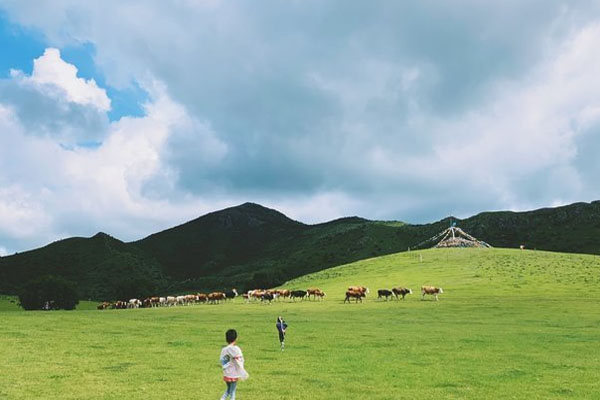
left=1, top=1, right=600, bottom=255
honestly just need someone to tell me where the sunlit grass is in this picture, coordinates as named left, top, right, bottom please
left=1, top=248, right=599, bottom=399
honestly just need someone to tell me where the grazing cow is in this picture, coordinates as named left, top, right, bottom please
left=377, top=289, right=393, bottom=301
left=348, top=286, right=369, bottom=295
left=242, top=293, right=250, bottom=303
left=158, top=297, right=167, bottom=307
left=225, top=289, right=238, bottom=301
left=344, top=290, right=365, bottom=303
left=142, top=298, right=153, bottom=308
left=97, top=302, right=111, bottom=310
left=392, top=287, right=413, bottom=300
left=421, top=286, right=444, bottom=301
left=307, top=288, right=326, bottom=301
left=290, top=290, right=308, bottom=301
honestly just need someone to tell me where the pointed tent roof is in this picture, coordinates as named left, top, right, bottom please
left=413, top=224, right=492, bottom=249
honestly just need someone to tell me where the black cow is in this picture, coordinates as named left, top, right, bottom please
left=261, top=292, right=275, bottom=303
left=377, top=289, right=393, bottom=301
left=392, top=287, right=413, bottom=300
left=225, top=289, right=238, bottom=301
left=290, top=290, right=307, bottom=301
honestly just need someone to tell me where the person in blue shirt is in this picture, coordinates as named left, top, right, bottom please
left=276, top=316, right=288, bottom=351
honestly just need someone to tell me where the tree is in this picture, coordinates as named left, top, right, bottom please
left=18, top=275, right=79, bottom=310
left=113, top=276, right=157, bottom=301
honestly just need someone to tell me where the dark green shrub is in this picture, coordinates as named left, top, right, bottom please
left=18, top=275, right=79, bottom=310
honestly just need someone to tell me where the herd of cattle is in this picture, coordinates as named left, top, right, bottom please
left=97, top=286, right=444, bottom=310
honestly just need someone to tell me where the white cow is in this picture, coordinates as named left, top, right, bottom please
left=166, top=296, right=177, bottom=307
left=127, top=299, right=141, bottom=308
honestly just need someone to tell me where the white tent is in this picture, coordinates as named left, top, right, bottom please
left=413, top=224, right=492, bottom=249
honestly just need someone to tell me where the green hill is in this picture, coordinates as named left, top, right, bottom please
left=1, top=248, right=598, bottom=398
left=0, top=233, right=166, bottom=300
left=1, top=200, right=600, bottom=300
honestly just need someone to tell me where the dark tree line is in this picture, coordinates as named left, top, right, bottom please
left=18, top=275, right=79, bottom=310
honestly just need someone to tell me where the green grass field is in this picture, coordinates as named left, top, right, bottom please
left=1, top=248, right=599, bottom=399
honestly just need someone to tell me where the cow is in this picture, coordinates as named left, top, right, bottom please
left=377, top=289, right=393, bottom=301
left=147, top=296, right=161, bottom=307
left=208, top=292, right=226, bottom=304
left=247, top=290, right=264, bottom=301
left=276, top=289, right=291, bottom=300
left=290, top=290, right=307, bottom=301
left=158, top=297, right=167, bottom=307
left=225, top=289, right=238, bottom=301
left=348, top=286, right=369, bottom=296
left=112, top=300, right=127, bottom=309
left=196, top=293, right=208, bottom=303
left=166, top=296, right=177, bottom=307
left=97, top=302, right=111, bottom=310
left=128, top=299, right=141, bottom=309
left=392, top=287, right=413, bottom=300
left=307, top=288, right=326, bottom=301
left=142, top=298, right=153, bottom=308
left=261, top=292, right=276, bottom=303
left=344, top=290, right=365, bottom=303
left=421, top=286, right=444, bottom=301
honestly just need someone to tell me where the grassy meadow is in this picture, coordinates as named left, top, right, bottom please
left=1, top=248, right=599, bottom=399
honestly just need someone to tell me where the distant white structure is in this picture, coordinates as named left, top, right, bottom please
left=413, top=223, right=492, bottom=249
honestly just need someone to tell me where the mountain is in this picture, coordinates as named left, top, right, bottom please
left=2, top=200, right=600, bottom=300
left=0, top=232, right=165, bottom=300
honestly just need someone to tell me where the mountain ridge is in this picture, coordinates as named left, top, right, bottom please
left=2, top=200, right=600, bottom=299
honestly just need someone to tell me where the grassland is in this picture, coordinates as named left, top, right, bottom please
left=1, top=248, right=599, bottom=399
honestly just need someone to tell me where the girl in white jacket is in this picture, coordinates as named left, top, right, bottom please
left=219, top=329, right=249, bottom=400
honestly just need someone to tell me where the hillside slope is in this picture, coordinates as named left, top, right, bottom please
left=0, top=233, right=166, bottom=300
left=1, top=200, right=600, bottom=299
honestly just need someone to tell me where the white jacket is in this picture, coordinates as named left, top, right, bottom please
left=220, top=344, right=249, bottom=380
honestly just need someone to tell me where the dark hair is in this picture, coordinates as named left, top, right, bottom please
left=225, top=329, right=237, bottom=344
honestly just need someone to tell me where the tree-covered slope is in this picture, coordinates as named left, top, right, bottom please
left=0, top=233, right=166, bottom=300
left=1, top=200, right=600, bottom=300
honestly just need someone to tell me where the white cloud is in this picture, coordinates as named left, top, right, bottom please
left=0, top=51, right=229, bottom=253
left=11, top=48, right=110, bottom=112
left=1, top=3, right=600, bottom=253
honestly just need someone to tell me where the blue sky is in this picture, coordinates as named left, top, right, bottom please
left=1, top=1, right=600, bottom=254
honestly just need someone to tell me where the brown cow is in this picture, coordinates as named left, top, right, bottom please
left=348, top=286, right=369, bottom=295
left=421, top=286, right=444, bottom=301
left=275, top=289, right=290, bottom=301
left=392, top=287, right=413, bottom=300
left=97, top=302, right=111, bottom=310
left=344, top=290, right=365, bottom=303
left=208, top=292, right=226, bottom=304
left=149, top=296, right=161, bottom=307
left=196, top=293, right=208, bottom=303
left=307, top=288, right=326, bottom=301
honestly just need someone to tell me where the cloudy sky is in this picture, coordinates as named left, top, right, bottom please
left=1, top=1, right=600, bottom=254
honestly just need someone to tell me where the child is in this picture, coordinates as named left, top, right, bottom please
left=219, top=329, right=249, bottom=400
left=276, top=316, right=288, bottom=351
